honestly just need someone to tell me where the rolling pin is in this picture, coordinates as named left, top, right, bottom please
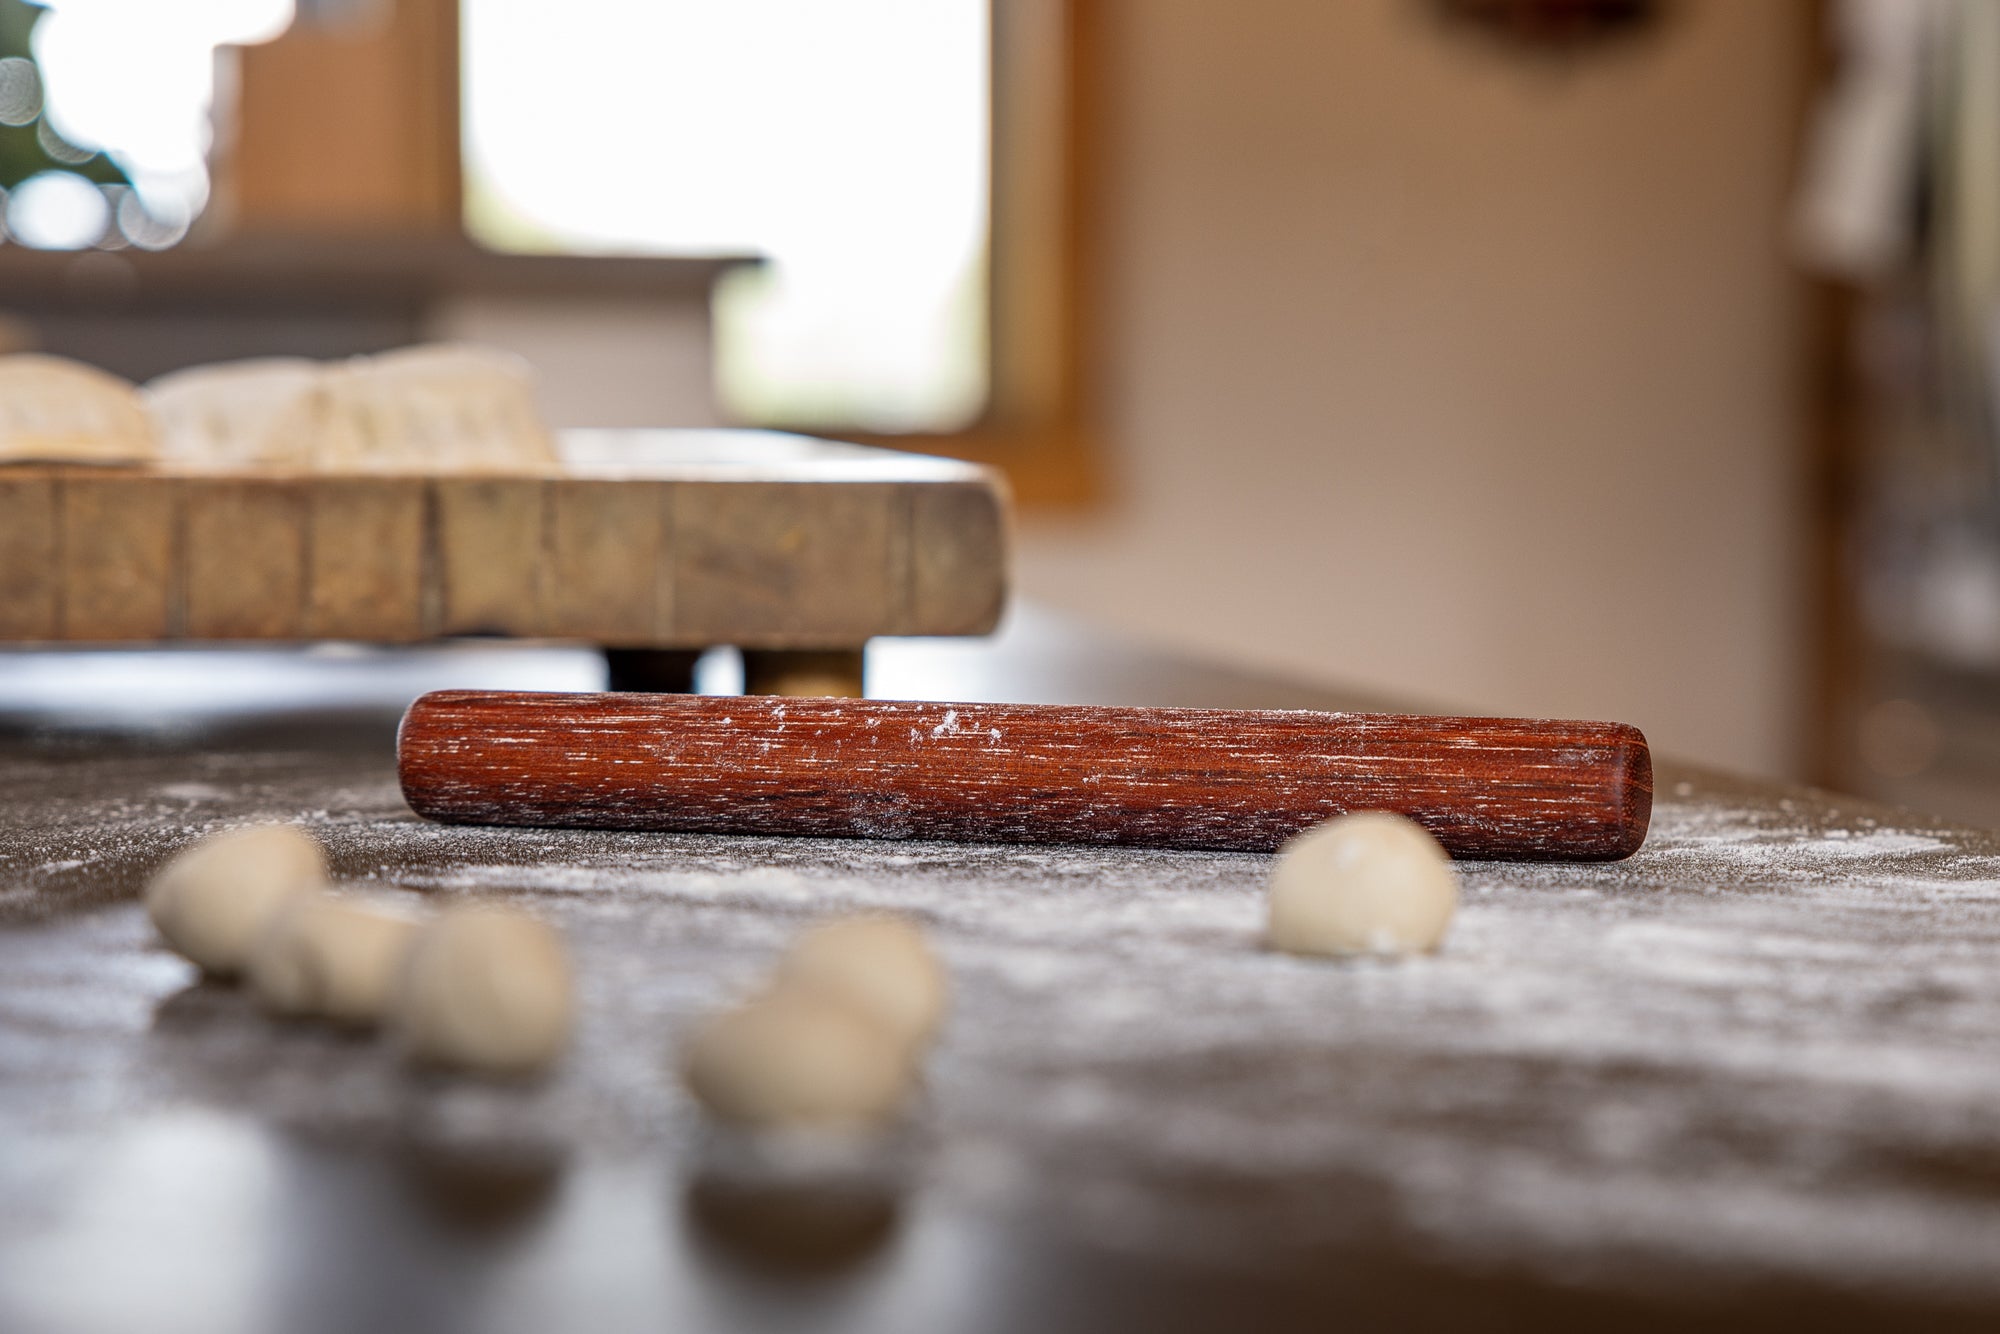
left=397, top=692, right=1651, bottom=861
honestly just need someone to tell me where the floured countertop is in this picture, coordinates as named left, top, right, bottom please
left=3, top=616, right=1999, bottom=1332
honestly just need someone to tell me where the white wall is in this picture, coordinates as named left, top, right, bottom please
left=1018, top=0, right=1809, bottom=775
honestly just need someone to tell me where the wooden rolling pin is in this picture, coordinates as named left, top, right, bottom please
left=397, top=692, right=1651, bottom=861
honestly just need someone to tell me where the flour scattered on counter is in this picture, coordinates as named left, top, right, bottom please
left=156, top=783, right=230, bottom=803
left=12, top=743, right=2000, bottom=1300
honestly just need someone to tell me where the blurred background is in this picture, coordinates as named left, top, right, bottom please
left=1, top=0, right=1993, bottom=819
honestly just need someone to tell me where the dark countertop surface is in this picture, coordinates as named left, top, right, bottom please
left=4, top=608, right=1999, bottom=1332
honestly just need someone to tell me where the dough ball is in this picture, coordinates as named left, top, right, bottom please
left=146, top=357, right=326, bottom=468
left=394, top=906, right=573, bottom=1077
left=682, top=990, right=912, bottom=1130
left=1267, top=811, right=1458, bottom=957
left=145, top=824, right=328, bottom=977
left=0, top=354, right=158, bottom=465
left=775, top=916, right=948, bottom=1052
left=250, top=894, right=423, bottom=1026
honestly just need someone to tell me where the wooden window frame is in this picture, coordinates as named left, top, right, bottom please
left=838, top=0, right=1103, bottom=507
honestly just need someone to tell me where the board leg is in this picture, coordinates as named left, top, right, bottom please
left=741, top=648, right=866, bottom=698
left=603, top=648, right=703, bottom=694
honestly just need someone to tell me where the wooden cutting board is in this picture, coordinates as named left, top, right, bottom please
left=0, top=430, right=1008, bottom=651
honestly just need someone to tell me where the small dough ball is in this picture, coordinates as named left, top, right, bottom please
left=682, top=990, right=912, bottom=1130
left=394, top=906, right=573, bottom=1077
left=775, top=916, right=948, bottom=1052
left=250, top=894, right=423, bottom=1025
left=145, top=825, right=327, bottom=977
left=1267, top=811, right=1458, bottom=958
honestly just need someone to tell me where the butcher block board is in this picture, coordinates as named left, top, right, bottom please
left=0, top=430, right=1009, bottom=648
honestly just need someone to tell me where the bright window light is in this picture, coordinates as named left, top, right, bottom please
left=0, top=55, right=41, bottom=126
left=26, top=0, right=295, bottom=226
left=461, top=0, right=990, bottom=433
left=7, top=165, right=105, bottom=247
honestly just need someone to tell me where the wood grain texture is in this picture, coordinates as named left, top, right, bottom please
left=0, top=474, right=57, bottom=638
left=397, top=691, right=1652, bottom=860
left=59, top=475, right=176, bottom=640
left=431, top=478, right=545, bottom=637
left=671, top=481, right=896, bottom=645
left=544, top=479, right=663, bottom=640
left=183, top=481, right=306, bottom=639
left=304, top=479, right=424, bottom=640
left=0, top=431, right=1008, bottom=647
left=905, top=482, right=1010, bottom=634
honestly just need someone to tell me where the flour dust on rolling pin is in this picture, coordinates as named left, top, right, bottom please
left=396, top=692, right=1652, bottom=862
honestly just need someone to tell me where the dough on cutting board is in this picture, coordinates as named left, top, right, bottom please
left=146, top=357, right=326, bottom=467
left=1266, top=811, right=1458, bottom=957
left=682, top=989, right=912, bottom=1130
left=774, top=916, right=948, bottom=1053
left=249, top=893, right=423, bottom=1025
left=142, top=343, right=555, bottom=471
left=393, top=905, right=573, bottom=1076
left=0, top=354, right=159, bottom=465
left=145, top=825, right=328, bottom=977
left=315, top=343, right=556, bottom=472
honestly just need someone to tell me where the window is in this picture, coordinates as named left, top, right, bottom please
left=0, top=0, right=293, bottom=247
left=460, top=0, right=990, bottom=435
